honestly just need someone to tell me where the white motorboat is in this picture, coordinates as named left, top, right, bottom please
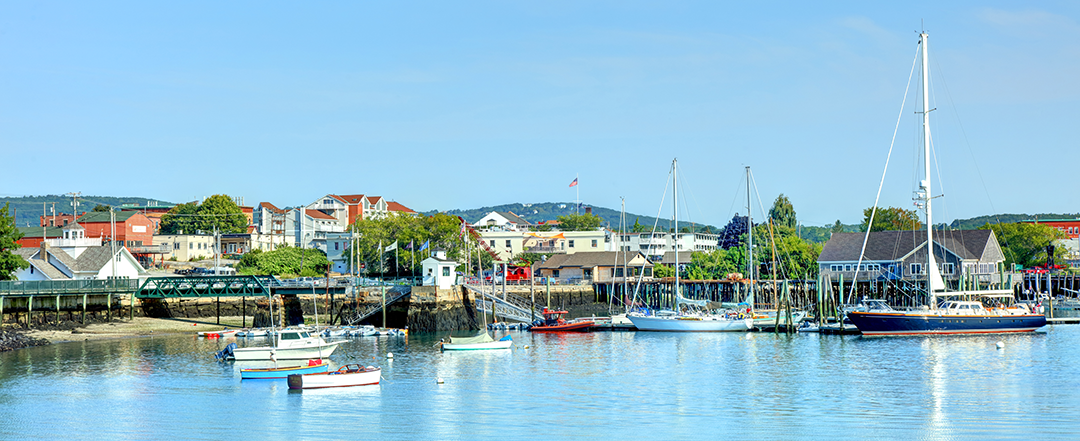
left=287, top=364, right=381, bottom=389
left=227, top=329, right=341, bottom=361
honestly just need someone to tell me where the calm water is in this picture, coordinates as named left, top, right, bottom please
left=2, top=326, right=1079, bottom=440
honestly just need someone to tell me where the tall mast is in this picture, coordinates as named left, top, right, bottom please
left=920, top=32, right=937, bottom=307
left=746, top=166, right=753, bottom=284
left=673, top=159, right=679, bottom=306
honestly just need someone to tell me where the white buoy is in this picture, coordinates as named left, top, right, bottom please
left=996, top=341, right=1005, bottom=349
left=387, top=352, right=394, bottom=359
left=524, top=345, right=529, bottom=349
left=436, top=377, right=444, bottom=384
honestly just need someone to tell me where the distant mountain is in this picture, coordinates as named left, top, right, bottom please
left=428, top=202, right=721, bottom=232
left=1, top=195, right=172, bottom=228
left=949, top=213, right=1080, bottom=230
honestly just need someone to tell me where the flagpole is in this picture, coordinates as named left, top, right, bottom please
left=576, top=173, right=579, bottom=214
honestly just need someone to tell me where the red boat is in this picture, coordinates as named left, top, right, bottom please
left=529, top=308, right=594, bottom=332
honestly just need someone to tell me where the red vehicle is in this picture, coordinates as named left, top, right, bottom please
left=486, top=265, right=532, bottom=283
left=529, top=308, right=594, bottom=332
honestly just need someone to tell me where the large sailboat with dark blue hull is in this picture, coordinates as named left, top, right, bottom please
left=845, top=32, right=1046, bottom=337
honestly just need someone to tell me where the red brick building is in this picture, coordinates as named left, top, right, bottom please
left=76, top=211, right=156, bottom=247
left=40, top=212, right=84, bottom=227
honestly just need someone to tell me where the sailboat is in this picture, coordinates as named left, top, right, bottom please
left=440, top=233, right=514, bottom=350
left=627, top=159, right=754, bottom=332
left=846, top=32, right=1046, bottom=336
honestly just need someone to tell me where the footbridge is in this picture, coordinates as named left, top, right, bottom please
left=464, top=284, right=544, bottom=323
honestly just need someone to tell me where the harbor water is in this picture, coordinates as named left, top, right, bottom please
left=2, top=326, right=1079, bottom=440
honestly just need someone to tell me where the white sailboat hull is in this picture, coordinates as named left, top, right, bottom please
left=441, top=340, right=513, bottom=351
left=628, top=314, right=753, bottom=332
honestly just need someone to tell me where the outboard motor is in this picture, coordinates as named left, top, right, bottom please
left=214, top=343, right=237, bottom=361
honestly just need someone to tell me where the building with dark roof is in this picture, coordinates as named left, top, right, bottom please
left=817, top=229, right=1006, bottom=287
left=536, top=251, right=654, bottom=284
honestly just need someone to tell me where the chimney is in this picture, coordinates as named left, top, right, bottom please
left=585, top=207, right=592, bottom=215
left=40, top=241, right=49, bottom=259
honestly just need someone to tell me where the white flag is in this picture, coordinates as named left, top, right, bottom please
left=385, top=241, right=397, bottom=252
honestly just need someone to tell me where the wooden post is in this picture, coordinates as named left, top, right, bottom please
left=216, top=296, right=221, bottom=325
left=56, top=295, right=60, bottom=324
left=28, top=295, right=33, bottom=327
left=1, top=295, right=4, bottom=327
left=82, top=294, right=87, bottom=324
left=107, top=293, right=111, bottom=321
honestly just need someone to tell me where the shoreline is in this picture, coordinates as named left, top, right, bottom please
left=19, top=316, right=254, bottom=345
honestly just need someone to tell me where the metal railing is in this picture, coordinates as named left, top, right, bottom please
left=0, top=279, right=139, bottom=296
left=463, top=284, right=544, bottom=323
left=344, top=285, right=412, bottom=325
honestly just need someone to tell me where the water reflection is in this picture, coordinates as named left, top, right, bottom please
left=1, top=328, right=1078, bottom=439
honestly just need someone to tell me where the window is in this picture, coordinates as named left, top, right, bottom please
left=335, top=242, right=339, bottom=251
left=584, top=269, right=593, bottom=278
left=591, top=239, right=598, bottom=248
left=844, top=265, right=851, bottom=272
left=189, top=243, right=193, bottom=249
left=553, top=270, right=560, bottom=277
left=490, top=240, right=495, bottom=248
left=505, top=240, right=511, bottom=248
left=910, top=263, right=923, bottom=275
left=442, top=267, right=450, bottom=277
left=615, top=268, right=624, bottom=277
left=942, top=263, right=954, bottom=275
left=569, top=240, right=575, bottom=248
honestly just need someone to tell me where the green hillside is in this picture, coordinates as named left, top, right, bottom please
left=1, top=195, right=172, bottom=228
left=949, top=213, right=1080, bottom=229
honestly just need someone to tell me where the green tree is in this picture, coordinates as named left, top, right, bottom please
left=685, top=248, right=746, bottom=280
left=652, top=262, right=675, bottom=278
left=159, top=203, right=199, bottom=234
left=555, top=213, right=603, bottom=231
left=198, top=194, right=248, bottom=233
left=631, top=218, right=647, bottom=233
left=92, top=204, right=111, bottom=212
left=0, top=203, right=29, bottom=280
left=768, top=194, right=797, bottom=229
left=862, top=207, right=922, bottom=232
left=159, top=195, right=247, bottom=234
left=981, top=222, right=1067, bottom=269
left=831, top=220, right=844, bottom=234
left=235, top=245, right=329, bottom=277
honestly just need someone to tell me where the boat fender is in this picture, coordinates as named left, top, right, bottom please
left=737, top=313, right=745, bottom=319
left=213, top=343, right=236, bottom=361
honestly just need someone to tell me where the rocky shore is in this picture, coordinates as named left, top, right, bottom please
left=0, top=329, right=50, bottom=352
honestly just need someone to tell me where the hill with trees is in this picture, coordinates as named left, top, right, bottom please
left=0, top=195, right=172, bottom=228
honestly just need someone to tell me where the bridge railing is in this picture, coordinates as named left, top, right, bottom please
left=0, top=279, right=139, bottom=296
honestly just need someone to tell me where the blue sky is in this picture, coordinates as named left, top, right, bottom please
left=2, top=1, right=1077, bottom=228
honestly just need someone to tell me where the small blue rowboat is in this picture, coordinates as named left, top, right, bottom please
left=240, top=359, right=330, bottom=379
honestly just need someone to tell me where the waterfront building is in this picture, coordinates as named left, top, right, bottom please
left=476, top=227, right=608, bottom=261
left=305, top=194, right=417, bottom=230
left=118, top=201, right=176, bottom=233
left=421, top=249, right=458, bottom=289
left=474, top=211, right=531, bottom=230
left=612, top=231, right=719, bottom=260
left=817, top=230, right=1007, bottom=289
left=13, top=223, right=147, bottom=280
left=535, top=251, right=654, bottom=284
left=1019, top=218, right=1080, bottom=239
left=15, top=226, right=64, bottom=248
left=154, top=233, right=217, bottom=262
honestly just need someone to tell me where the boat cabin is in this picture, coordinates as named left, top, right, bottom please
left=541, top=308, right=569, bottom=326
left=939, top=301, right=987, bottom=315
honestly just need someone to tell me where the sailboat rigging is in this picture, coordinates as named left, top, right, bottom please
left=846, top=32, right=1046, bottom=336
left=627, top=159, right=754, bottom=332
